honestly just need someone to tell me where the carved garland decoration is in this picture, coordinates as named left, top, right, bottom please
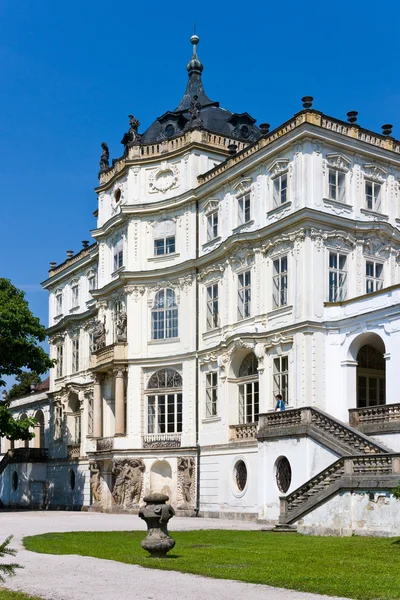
left=148, top=161, right=180, bottom=194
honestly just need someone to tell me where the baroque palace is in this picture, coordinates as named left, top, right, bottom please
left=2, top=35, right=400, bottom=535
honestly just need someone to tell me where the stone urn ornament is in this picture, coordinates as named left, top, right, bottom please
left=139, top=493, right=175, bottom=558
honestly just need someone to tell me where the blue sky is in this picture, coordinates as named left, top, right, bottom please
left=1, top=0, right=399, bottom=384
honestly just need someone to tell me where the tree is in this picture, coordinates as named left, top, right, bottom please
left=0, top=278, right=54, bottom=440
left=0, top=536, right=22, bottom=582
left=7, top=371, right=42, bottom=401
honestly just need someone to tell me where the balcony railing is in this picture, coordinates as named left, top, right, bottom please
left=96, top=437, right=114, bottom=452
left=229, top=423, right=258, bottom=441
left=349, top=403, right=400, bottom=434
left=67, top=444, right=81, bottom=459
left=142, top=433, right=181, bottom=449
left=91, top=342, right=127, bottom=370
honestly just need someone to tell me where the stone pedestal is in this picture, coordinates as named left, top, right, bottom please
left=138, top=493, right=175, bottom=558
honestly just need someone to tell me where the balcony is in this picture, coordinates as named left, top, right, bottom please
left=67, top=444, right=81, bottom=459
left=91, top=343, right=127, bottom=371
left=229, top=423, right=258, bottom=441
left=349, top=403, right=400, bottom=435
left=96, top=437, right=114, bottom=452
left=142, top=433, right=181, bottom=449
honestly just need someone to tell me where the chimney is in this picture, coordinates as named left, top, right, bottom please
left=259, top=123, right=270, bottom=135
left=49, top=261, right=57, bottom=269
left=347, top=111, right=358, bottom=124
left=66, top=250, right=74, bottom=259
left=82, top=240, right=90, bottom=249
left=301, top=96, right=313, bottom=109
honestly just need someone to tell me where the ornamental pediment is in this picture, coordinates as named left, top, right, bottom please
left=363, top=164, right=387, bottom=182
left=326, top=153, right=351, bottom=171
left=268, top=158, right=289, bottom=178
left=203, top=198, right=220, bottom=215
left=233, top=178, right=252, bottom=196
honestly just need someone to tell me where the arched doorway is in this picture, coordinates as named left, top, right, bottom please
left=357, top=344, right=385, bottom=408
left=237, top=353, right=259, bottom=424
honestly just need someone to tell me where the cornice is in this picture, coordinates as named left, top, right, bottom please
left=46, top=306, right=97, bottom=337
left=42, top=246, right=98, bottom=288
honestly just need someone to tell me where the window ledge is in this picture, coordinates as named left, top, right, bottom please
left=148, top=338, right=180, bottom=345
left=232, top=220, right=254, bottom=234
left=86, top=299, right=96, bottom=308
left=360, top=208, right=389, bottom=220
left=54, top=314, right=63, bottom=321
left=202, top=236, right=221, bottom=249
left=202, top=416, right=221, bottom=424
left=203, top=327, right=222, bottom=339
left=323, top=197, right=352, bottom=211
left=267, top=304, right=293, bottom=317
left=69, top=305, right=80, bottom=313
left=111, top=266, right=126, bottom=278
left=267, top=201, right=292, bottom=217
left=236, top=315, right=255, bottom=326
left=148, top=252, right=180, bottom=262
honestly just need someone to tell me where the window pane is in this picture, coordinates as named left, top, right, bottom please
left=166, top=237, right=175, bottom=253
left=155, top=239, right=165, bottom=255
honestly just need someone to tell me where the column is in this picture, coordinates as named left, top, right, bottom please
left=93, top=373, right=103, bottom=438
left=114, top=369, right=125, bottom=436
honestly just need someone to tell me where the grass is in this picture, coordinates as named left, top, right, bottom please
left=0, top=591, right=44, bottom=600
left=23, top=530, right=400, bottom=600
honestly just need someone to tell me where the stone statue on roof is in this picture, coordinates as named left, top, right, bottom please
left=99, top=142, right=109, bottom=171
left=189, top=95, right=203, bottom=128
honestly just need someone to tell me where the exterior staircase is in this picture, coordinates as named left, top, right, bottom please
left=257, top=406, right=391, bottom=456
left=279, top=453, right=400, bottom=525
left=0, top=448, right=48, bottom=475
left=257, top=406, right=397, bottom=527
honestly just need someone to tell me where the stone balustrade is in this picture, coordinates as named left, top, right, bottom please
left=91, top=343, right=128, bottom=371
left=229, top=423, right=258, bottom=441
left=142, top=433, right=181, bottom=449
left=349, top=403, right=400, bottom=434
left=67, top=444, right=81, bottom=460
left=96, top=437, right=114, bottom=452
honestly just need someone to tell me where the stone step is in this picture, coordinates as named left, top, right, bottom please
left=270, top=524, right=297, bottom=533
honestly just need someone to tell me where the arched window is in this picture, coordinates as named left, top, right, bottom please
left=357, top=345, right=385, bottom=408
left=237, top=353, right=259, bottom=424
left=34, top=410, right=45, bottom=449
left=154, top=220, right=176, bottom=256
left=146, top=369, right=182, bottom=434
left=20, top=413, right=29, bottom=448
left=151, top=289, right=178, bottom=340
left=67, top=393, right=81, bottom=444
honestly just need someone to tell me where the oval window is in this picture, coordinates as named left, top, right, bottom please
left=165, top=124, right=175, bottom=138
left=114, top=188, right=121, bottom=203
left=69, top=469, right=75, bottom=491
left=12, top=471, right=18, bottom=491
left=275, top=456, right=292, bottom=493
left=234, top=460, right=247, bottom=492
left=240, top=125, right=250, bottom=139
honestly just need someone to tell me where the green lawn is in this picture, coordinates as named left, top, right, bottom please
left=23, top=530, right=400, bottom=600
left=0, top=591, right=44, bottom=600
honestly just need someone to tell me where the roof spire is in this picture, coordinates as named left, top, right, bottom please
left=187, top=34, right=203, bottom=75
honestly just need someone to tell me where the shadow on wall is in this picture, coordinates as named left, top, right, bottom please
left=43, top=461, right=87, bottom=510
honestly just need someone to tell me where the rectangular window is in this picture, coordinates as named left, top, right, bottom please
left=365, top=181, right=381, bottom=212
left=273, top=173, right=288, bottom=207
left=151, top=289, right=178, bottom=340
left=328, top=251, right=347, bottom=302
left=206, top=283, right=219, bottom=330
left=238, top=381, right=259, bottom=423
left=154, top=236, right=176, bottom=256
left=113, top=236, right=124, bottom=271
left=71, top=284, right=79, bottom=308
left=56, top=345, right=63, bottom=378
left=147, top=394, right=182, bottom=433
left=366, top=261, right=383, bottom=294
left=328, top=169, right=346, bottom=202
left=273, top=356, right=289, bottom=404
left=55, top=405, right=63, bottom=439
left=87, top=394, right=93, bottom=436
left=238, top=270, right=251, bottom=320
left=273, top=255, right=288, bottom=308
left=238, top=193, right=251, bottom=225
left=72, top=339, right=79, bottom=373
left=88, top=272, right=97, bottom=291
left=56, top=292, right=63, bottom=315
left=206, top=372, right=218, bottom=417
left=207, top=211, right=219, bottom=241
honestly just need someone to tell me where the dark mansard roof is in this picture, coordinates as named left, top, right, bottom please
left=124, top=35, right=261, bottom=147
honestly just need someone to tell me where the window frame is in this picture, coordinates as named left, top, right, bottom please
left=328, top=250, right=348, bottom=302
left=113, top=235, right=124, bottom=272
left=273, top=355, right=289, bottom=405
left=273, top=173, right=288, bottom=207
left=205, top=371, right=218, bottom=418
left=365, top=180, right=382, bottom=212
left=237, top=192, right=251, bottom=225
left=56, top=344, right=64, bottom=378
left=71, top=281, right=79, bottom=308
left=206, top=210, right=219, bottom=241
left=55, top=290, right=63, bottom=316
left=328, top=168, right=346, bottom=203
left=365, top=259, right=384, bottom=294
left=238, top=270, right=251, bottom=320
left=272, top=255, right=288, bottom=308
left=151, top=288, right=178, bottom=340
left=146, top=369, right=183, bottom=434
left=206, top=283, right=219, bottom=330
left=153, top=220, right=176, bottom=257
left=72, top=338, right=79, bottom=373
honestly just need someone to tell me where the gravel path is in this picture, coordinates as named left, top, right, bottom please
left=0, top=512, right=347, bottom=600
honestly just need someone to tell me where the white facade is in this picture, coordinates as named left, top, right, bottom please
left=2, top=38, right=400, bottom=533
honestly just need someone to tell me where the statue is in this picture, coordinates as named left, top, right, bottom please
left=178, top=457, right=195, bottom=505
left=112, top=458, right=145, bottom=508
left=121, top=114, right=141, bottom=152
left=189, top=95, right=203, bottom=128
left=99, top=142, right=109, bottom=171
left=92, top=318, right=106, bottom=350
left=116, top=310, right=127, bottom=342
left=90, top=464, right=101, bottom=505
